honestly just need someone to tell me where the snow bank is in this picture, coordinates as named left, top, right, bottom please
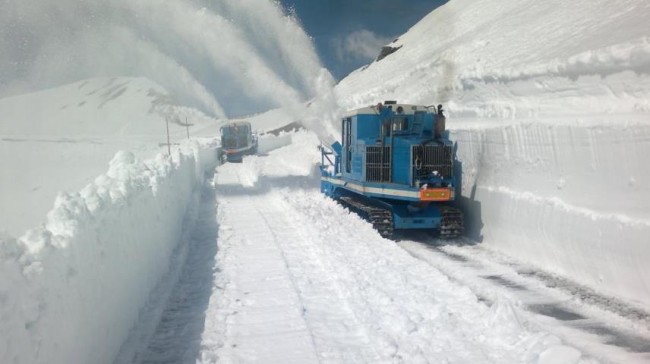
left=0, top=141, right=218, bottom=364
left=454, top=120, right=650, bottom=307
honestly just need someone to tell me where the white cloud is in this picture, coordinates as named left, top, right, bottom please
left=333, top=29, right=393, bottom=62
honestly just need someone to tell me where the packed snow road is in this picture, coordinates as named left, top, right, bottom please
left=399, top=237, right=650, bottom=364
left=125, top=134, right=649, bottom=364
left=136, top=168, right=551, bottom=363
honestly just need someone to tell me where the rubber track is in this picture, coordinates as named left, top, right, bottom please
left=339, top=197, right=464, bottom=239
left=440, top=206, right=464, bottom=239
left=339, top=196, right=394, bottom=238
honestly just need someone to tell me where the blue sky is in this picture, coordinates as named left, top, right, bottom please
left=280, top=0, right=447, bottom=80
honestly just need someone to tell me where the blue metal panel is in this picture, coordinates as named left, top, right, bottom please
left=320, top=179, right=336, bottom=197
left=356, top=114, right=380, bottom=140
left=352, top=153, right=363, bottom=177
left=331, top=141, right=342, bottom=155
left=392, top=204, right=443, bottom=229
left=391, top=139, right=411, bottom=185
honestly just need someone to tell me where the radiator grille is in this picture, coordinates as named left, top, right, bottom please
left=366, top=146, right=391, bottom=182
left=222, top=137, right=237, bottom=149
left=412, top=144, right=453, bottom=179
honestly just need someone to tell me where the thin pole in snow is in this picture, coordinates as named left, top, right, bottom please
left=166, top=117, right=171, bottom=156
left=186, top=117, right=190, bottom=140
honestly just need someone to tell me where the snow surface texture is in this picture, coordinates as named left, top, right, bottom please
left=0, top=142, right=218, bottom=364
left=334, top=0, right=650, bottom=308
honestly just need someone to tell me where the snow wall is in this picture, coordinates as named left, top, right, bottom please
left=0, top=142, right=219, bottom=364
left=453, top=121, right=650, bottom=308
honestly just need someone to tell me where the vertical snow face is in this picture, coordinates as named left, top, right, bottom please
left=454, top=121, right=650, bottom=307
left=0, top=142, right=218, bottom=364
left=334, top=0, right=650, bottom=307
left=0, top=0, right=332, bottom=118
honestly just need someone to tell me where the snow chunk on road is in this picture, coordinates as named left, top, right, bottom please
left=538, top=345, right=583, bottom=364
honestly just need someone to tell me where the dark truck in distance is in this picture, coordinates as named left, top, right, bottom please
left=220, top=121, right=258, bottom=163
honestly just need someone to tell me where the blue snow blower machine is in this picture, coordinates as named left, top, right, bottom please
left=320, top=101, right=464, bottom=239
left=220, top=121, right=258, bottom=163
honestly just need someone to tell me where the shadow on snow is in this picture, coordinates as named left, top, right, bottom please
left=138, top=182, right=220, bottom=364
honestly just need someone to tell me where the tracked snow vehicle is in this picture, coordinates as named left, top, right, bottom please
left=320, top=101, right=463, bottom=238
left=220, top=121, right=258, bottom=163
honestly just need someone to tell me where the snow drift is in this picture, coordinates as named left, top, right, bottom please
left=0, top=142, right=218, bottom=364
left=334, top=0, right=650, bottom=307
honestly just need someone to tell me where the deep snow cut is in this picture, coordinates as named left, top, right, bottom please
left=1, top=0, right=650, bottom=362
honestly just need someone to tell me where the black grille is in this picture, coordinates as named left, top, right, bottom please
left=222, top=135, right=249, bottom=149
left=222, top=137, right=237, bottom=148
left=366, top=146, right=391, bottom=182
left=412, top=144, right=453, bottom=179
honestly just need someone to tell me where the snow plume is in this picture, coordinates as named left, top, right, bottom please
left=333, top=29, right=393, bottom=63
left=0, top=142, right=219, bottom=364
left=0, top=0, right=330, bottom=118
left=301, top=68, right=343, bottom=146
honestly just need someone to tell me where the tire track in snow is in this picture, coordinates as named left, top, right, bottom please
left=399, top=238, right=650, bottom=363
left=257, top=190, right=382, bottom=363
left=197, top=173, right=322, bottom=363
left=277, top=190, right=522, bottom=363
left=205, top=177, right=495, bottom=362
left=131, top=181, right=219, bottom=364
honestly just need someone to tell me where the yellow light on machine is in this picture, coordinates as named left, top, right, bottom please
left=419, top=188, right=452, bottom=201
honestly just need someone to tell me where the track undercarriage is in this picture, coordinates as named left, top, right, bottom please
left=439, top=206, right=464, bottom=239
left=340, top=196, right=394, bottom=238
left=338, top=195, right=464, bottom=239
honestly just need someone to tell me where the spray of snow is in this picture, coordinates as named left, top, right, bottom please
left=0, top=0, right=332, bottom=118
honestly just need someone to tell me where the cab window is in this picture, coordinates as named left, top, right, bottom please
left=392, top=117, right=409, bottom=132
